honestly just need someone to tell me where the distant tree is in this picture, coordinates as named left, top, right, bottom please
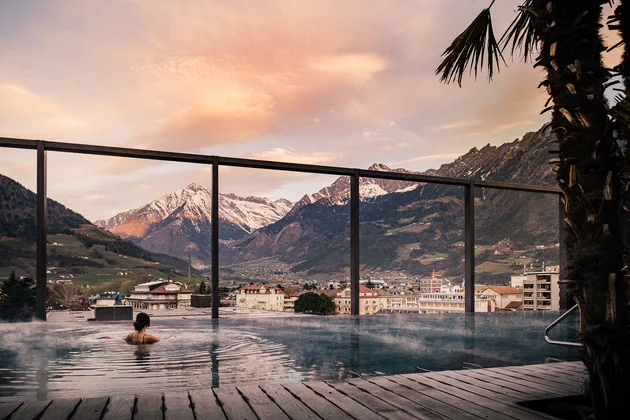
left=365, top=280, right=375, bottom=290
left=49, top=284, right=89, bottom=310
left=197, top=281, right=207, bottom=294
left=0, top=272, right=35, bottom=321
left=120, top=280, right=136, bottom=295
left=294, top=292, right=336, bottom=315
left=283, top=286, right=298, bottom=296
left=303, top=283, right=317, bottom=290
left=339, top=280, right=348, bottom=289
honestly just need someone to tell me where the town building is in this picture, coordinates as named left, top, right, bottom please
left=91, top=292, right=127, bottom=307
left=522, top=267, right=560, bottom=311
left=510, top=274, right=527, bottom=290
left=479, top=286, right=523, bottom=311
left=335, top=285, right=380, bottom=315
left=236, top=284, right=285, bottom=311
left=418, top=277, right=443, bottom=293
left=126, top=280, right=193, bottom=310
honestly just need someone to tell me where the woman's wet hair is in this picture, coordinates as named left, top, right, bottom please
left=133, top=312, right=151, bottom=332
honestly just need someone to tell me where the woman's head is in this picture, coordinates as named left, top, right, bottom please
left=133, top=312, right=151, bottom=332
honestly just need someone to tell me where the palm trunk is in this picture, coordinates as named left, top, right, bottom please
left=534, top=1, right=630, bottom=417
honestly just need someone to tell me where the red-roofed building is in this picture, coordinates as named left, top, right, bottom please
left=480, top=286, right=523, bottom=311
left=335, top=285, right=380, bottom=315
left=237, top=284, right=285, bottom=311
left=127, top=280, right=193, bottom=310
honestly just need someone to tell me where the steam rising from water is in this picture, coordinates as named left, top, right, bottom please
left=0, top=312, right=580, bottom=401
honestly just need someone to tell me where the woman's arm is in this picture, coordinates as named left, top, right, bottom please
left=123, top=333, right=133, bottom=341
left=144, top=334, right=160, bottom=343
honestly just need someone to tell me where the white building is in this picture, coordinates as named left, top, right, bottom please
left=510, top=274, right=527, bottom=290
left=417, top=292, right=489, bottom=313
left=237, top=284, right=285, bottom=311
left=127, top=280, right=193, bottom=310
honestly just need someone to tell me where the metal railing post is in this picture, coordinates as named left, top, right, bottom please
left=464, top=180, right=475, bottom=313
left=212, top=157, right=219, bottom=319
left=36, top=141, right=47, bottom=321
left=351, top=169, right=360, bottom=315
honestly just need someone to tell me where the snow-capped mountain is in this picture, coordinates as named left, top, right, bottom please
left=290, top=163, right=420, bottom=211
left=94, top=183, right=293, bottom=267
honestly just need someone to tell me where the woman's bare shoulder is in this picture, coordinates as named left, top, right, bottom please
left=145, top=334, right=160, bottom=343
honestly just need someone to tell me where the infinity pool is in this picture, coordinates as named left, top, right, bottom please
left=0, top=311, right=581, bottom=401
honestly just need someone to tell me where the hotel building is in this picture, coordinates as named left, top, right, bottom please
left=237, top=284, right=285, bottom=311
left=127, top=280, right=193, bottom=310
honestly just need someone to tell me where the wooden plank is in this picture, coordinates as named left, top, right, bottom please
left=102, top=395, right=136, bottom=420
left=259, top=384, right=320, bottom=420
left=500, top=366, right=583, bottom=390
left=347, top=379, right=448, bottom=420
left=532, top=363, right=587, bottom=380
left=282, top=382, right=353, bottom=420
left=425, top=371, right=531, bottom=402
left=214, top=386, right=257, bottom=420
left=70, top=396, right=109, bottom=420
left=135, top=392, right=164, bottom=420
left=237, top=385, right=289, bottom=420
left=325, top=382, right=415, bottom=420
left=8, top=400, right=51, bottom=420
left=385, top=375, right=517, bottom=420
left=401, top=374, right=556, bottom=420
left=505, top=365, right=581, bottom=385
left=0, top=402, right=22, bottom=420
left=472, top=369, right=567, bottom=395
left=457, top=369, right=555, bottom=398
left=39, top=398, right=81, bottom=420
left=164, top=392, right=194, bottom=420
left=303, top=381, right=384, bottom=420
left=189, top=389, right=227, bottom=420
left=365, top=377, right=478, bottom=420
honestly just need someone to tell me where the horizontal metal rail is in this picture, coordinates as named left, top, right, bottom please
left=544, top=304, right=583, bottom=347
left=0, top=136, right=560, bottom=193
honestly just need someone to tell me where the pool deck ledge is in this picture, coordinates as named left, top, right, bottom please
left=0, top=361, right=587, bottom=420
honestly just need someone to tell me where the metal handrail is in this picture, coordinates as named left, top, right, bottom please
left=544, top=304, right=583, bottom=347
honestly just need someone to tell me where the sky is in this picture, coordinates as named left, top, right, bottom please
left=1, top=0, right=616, bottom=222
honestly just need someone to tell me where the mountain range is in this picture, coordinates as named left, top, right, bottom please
left=95, top=126, right=560, bottom=283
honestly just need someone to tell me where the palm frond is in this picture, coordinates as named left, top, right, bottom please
left=499, top=1, right=541, bottom=62
left=436, top=7, right=505, bottom=86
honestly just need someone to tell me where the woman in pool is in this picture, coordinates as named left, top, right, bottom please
left=124, top=312, right=160, bottom=344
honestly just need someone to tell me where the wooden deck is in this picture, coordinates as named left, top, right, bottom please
left=0, top=361, right=587, bottom=420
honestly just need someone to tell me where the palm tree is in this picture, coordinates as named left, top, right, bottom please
left=436, top=1, right=629, bottom=417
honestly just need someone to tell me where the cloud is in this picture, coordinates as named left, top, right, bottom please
left=0, top=84, right=87, bottom=138
left=308, top=53, right=389, bottom=82
left=391, top=153, right=462, bottom=165
left=249, top=148, right=343, bottom=165
left=430, top=119, right=476, bottom=132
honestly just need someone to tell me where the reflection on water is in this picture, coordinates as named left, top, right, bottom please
left=0, top=311, right=581, bottom=401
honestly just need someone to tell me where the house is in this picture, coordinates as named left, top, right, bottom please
left=236, top=284, right=285, bottom=311
left=334, top=284, right=380, bottom=315
left=480, top=286, right=523, bottom=311
left=127, top=280, right=193, bottom=310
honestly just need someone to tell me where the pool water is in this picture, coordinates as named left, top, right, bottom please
left=0, top=311, right=581, bottom=401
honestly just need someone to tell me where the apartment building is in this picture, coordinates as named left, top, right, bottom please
left=522, top=267, right=560, bottom=311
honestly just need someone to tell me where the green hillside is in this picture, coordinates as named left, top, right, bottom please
left=0, top=174, right=199, bottom=287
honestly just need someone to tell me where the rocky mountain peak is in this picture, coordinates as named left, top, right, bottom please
left=185, top=182, right=205, bottom=192
left=368, top=163, right=392, bottom=171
